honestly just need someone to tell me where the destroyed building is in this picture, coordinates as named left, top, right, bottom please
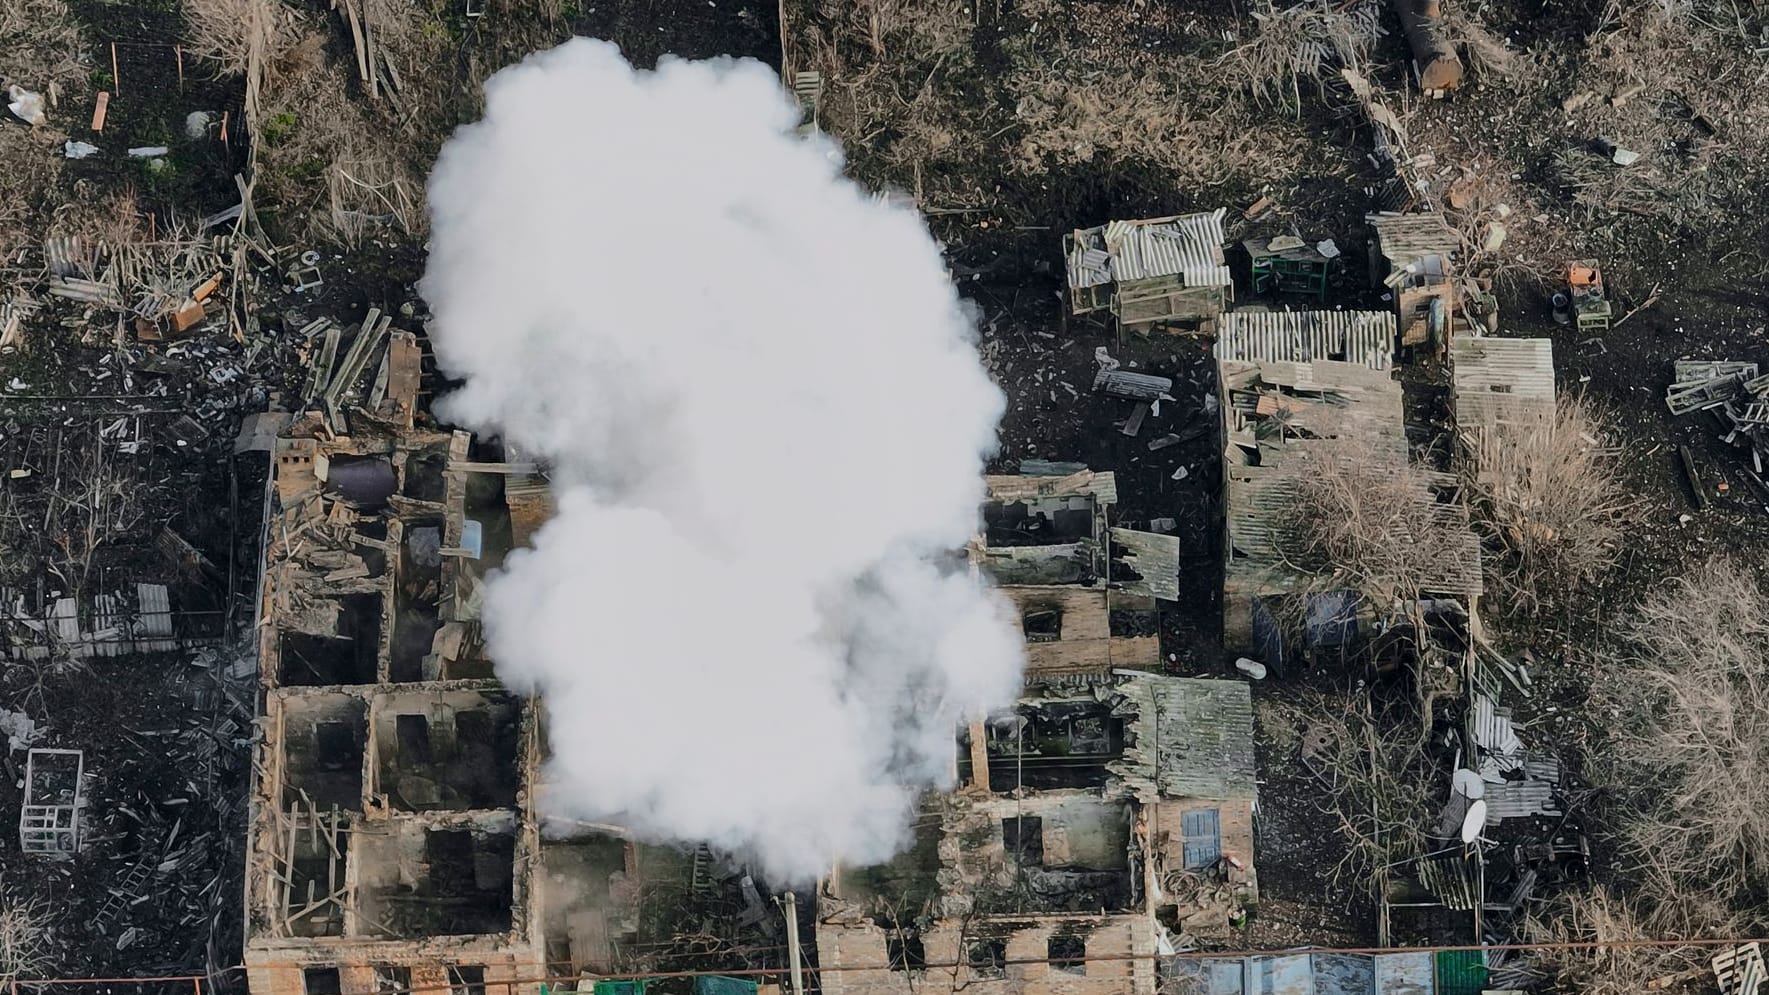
left=243, top=316, right=757, bottom=995
left=817, top=672, right=1256, bottom=995
left=972, top=468, right=1178, bottom=675
left=1064, top=211, right=1233, bottom=333
left=1215, top=339, right=1483, bottom=661
left=814, top=460, right=1256, bottom=994
left=1365, top=213, right=1460, bottom=354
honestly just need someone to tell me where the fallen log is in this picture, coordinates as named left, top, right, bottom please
left=1390, top=0, right=1464, bottom=92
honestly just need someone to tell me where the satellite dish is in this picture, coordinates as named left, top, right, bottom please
left=1461, top=800, right=1488, bottom=844
left=1452, top=769, right=1485, bottom=800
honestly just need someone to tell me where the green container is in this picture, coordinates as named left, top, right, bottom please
left=692, top=978, right=758, bottom=995
left=1434, top=949, right=1489, bottom=995
left=591, top=982, right=649, bottom=995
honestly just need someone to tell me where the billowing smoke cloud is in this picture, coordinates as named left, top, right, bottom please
left=419, top=39, right=1022, bottom=880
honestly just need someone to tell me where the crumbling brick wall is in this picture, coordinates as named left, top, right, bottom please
left=817, top=915, right=1156, bottom=995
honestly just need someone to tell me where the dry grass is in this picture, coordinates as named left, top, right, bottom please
left=1524, top=886, right=1741, bottom=995
left=1465, top=394, right=1631, bottom=612
left=1007, top=69, right=1304, bottom=190
left=183, top=0, right=462, bottom=241
left=181, top=0, right=300, bottom=82
left=48, top=185, right=148, bottom=246
left=0, top=0, right=88, bottom=258
left=0, top=888, right=49, bottom=983
left=1214, top=0, right=1386, bottom=109
left=1279, top=447, right=1470, bottom=608
left=1595, top=558, right=1769, bottom=905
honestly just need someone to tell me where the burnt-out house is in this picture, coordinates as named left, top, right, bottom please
left=973, top=469, right=1178, bottom=676
left=817, top=672, right=1257, bottom=995
left=244, top=331, right=716, bottom=995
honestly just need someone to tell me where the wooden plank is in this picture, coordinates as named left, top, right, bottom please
left=1679, top=445, right=1709, bottom=510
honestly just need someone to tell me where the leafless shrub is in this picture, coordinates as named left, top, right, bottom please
left=1215, top=0, right=1385, bottom=108
left=0, top=888, right=50, bottom=983
left=1465, top=394, right=1632, bottom=612
left=1523, top=886, right=1741, bottom=995
left=1279, top=447, right=1471, bottom=609
left=1595, top=558, right=1769, bottom=905
left=1262, top=691, right=1433, bottom=897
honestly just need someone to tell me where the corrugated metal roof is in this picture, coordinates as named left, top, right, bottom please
left=1451, top=336, right=1555, bottom=442
left=1218, top=310, right=1396, bottom=372
left=1109, top=527, right=1181, bottom=601
left=983, top=469, right=1118, bottom=506
left=1220, top=357, right=1484, bottom=598
left=1366, top=212, right=1460, bottom=269
left=1066, top=210, right=1230, bottom=289
left=1109, top=674, right=1256, bottom=801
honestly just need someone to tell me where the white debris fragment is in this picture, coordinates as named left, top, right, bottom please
left=6, top=85, right=46, bottom=126
left=127, top=146, right=170, bottom=158
left=0, top=709, right=39, bottom=751
left=64, top=141, right=99, bottom=159
left=184, top=111, right=213, bottom=138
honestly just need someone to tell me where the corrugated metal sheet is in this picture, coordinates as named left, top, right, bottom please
left=1066, top=209, right=1230, bottom=289
left=1110, top=527, right=1181, bottom=601
left=1485, top=756, right=1562, bottom=824
left=1109, top=674, right=1256, bottom=801
left=1374, top=952, right=1435, bottom=995
left=137, top=582, right=174, bottom=636
left=1415, top=851, right=1481, bottom=911
left=1451, top=336, right=1555, bottom=441
left=983, top=469, right=1117, bottom=507
left=1433, top=950, right=1487, bottom=995
left=1471, top=695, right=1522, bottom=755
left=1366, top=212, right=1460, bottom=269
left=1218, top=310, right=1396, bottom=371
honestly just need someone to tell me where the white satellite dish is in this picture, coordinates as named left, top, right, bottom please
left=1452, top=768, right=1485, bottom=800
left=1461, top=800, right=1488, bottom=843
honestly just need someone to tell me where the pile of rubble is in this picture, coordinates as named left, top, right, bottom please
left=1666, top=359, right=1769, bottom=498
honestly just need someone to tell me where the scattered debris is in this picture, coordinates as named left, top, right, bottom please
left=7, top=84, right=46, bottom=126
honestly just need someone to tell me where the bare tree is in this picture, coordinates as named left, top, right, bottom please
left=1279, top=446, right=1473, bottom=611
left=1261, top=691, right=1434, bottom=899
left=1523, top=886, right=1739, bottom=995
left=1464, top=394, right=1632, bottom=613
left=1596, top=558, right=1769, bottom=904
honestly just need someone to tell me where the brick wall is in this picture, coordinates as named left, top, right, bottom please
left=818, top=915, right=1156, bottom=995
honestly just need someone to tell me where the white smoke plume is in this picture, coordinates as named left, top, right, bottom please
left=419, top=39, right=1023, bottom=880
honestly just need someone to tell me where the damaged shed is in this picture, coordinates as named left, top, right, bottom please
left=1217, top=354, right=1483, bottom=654
left=1065, top=210, right=1233, bottom=332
